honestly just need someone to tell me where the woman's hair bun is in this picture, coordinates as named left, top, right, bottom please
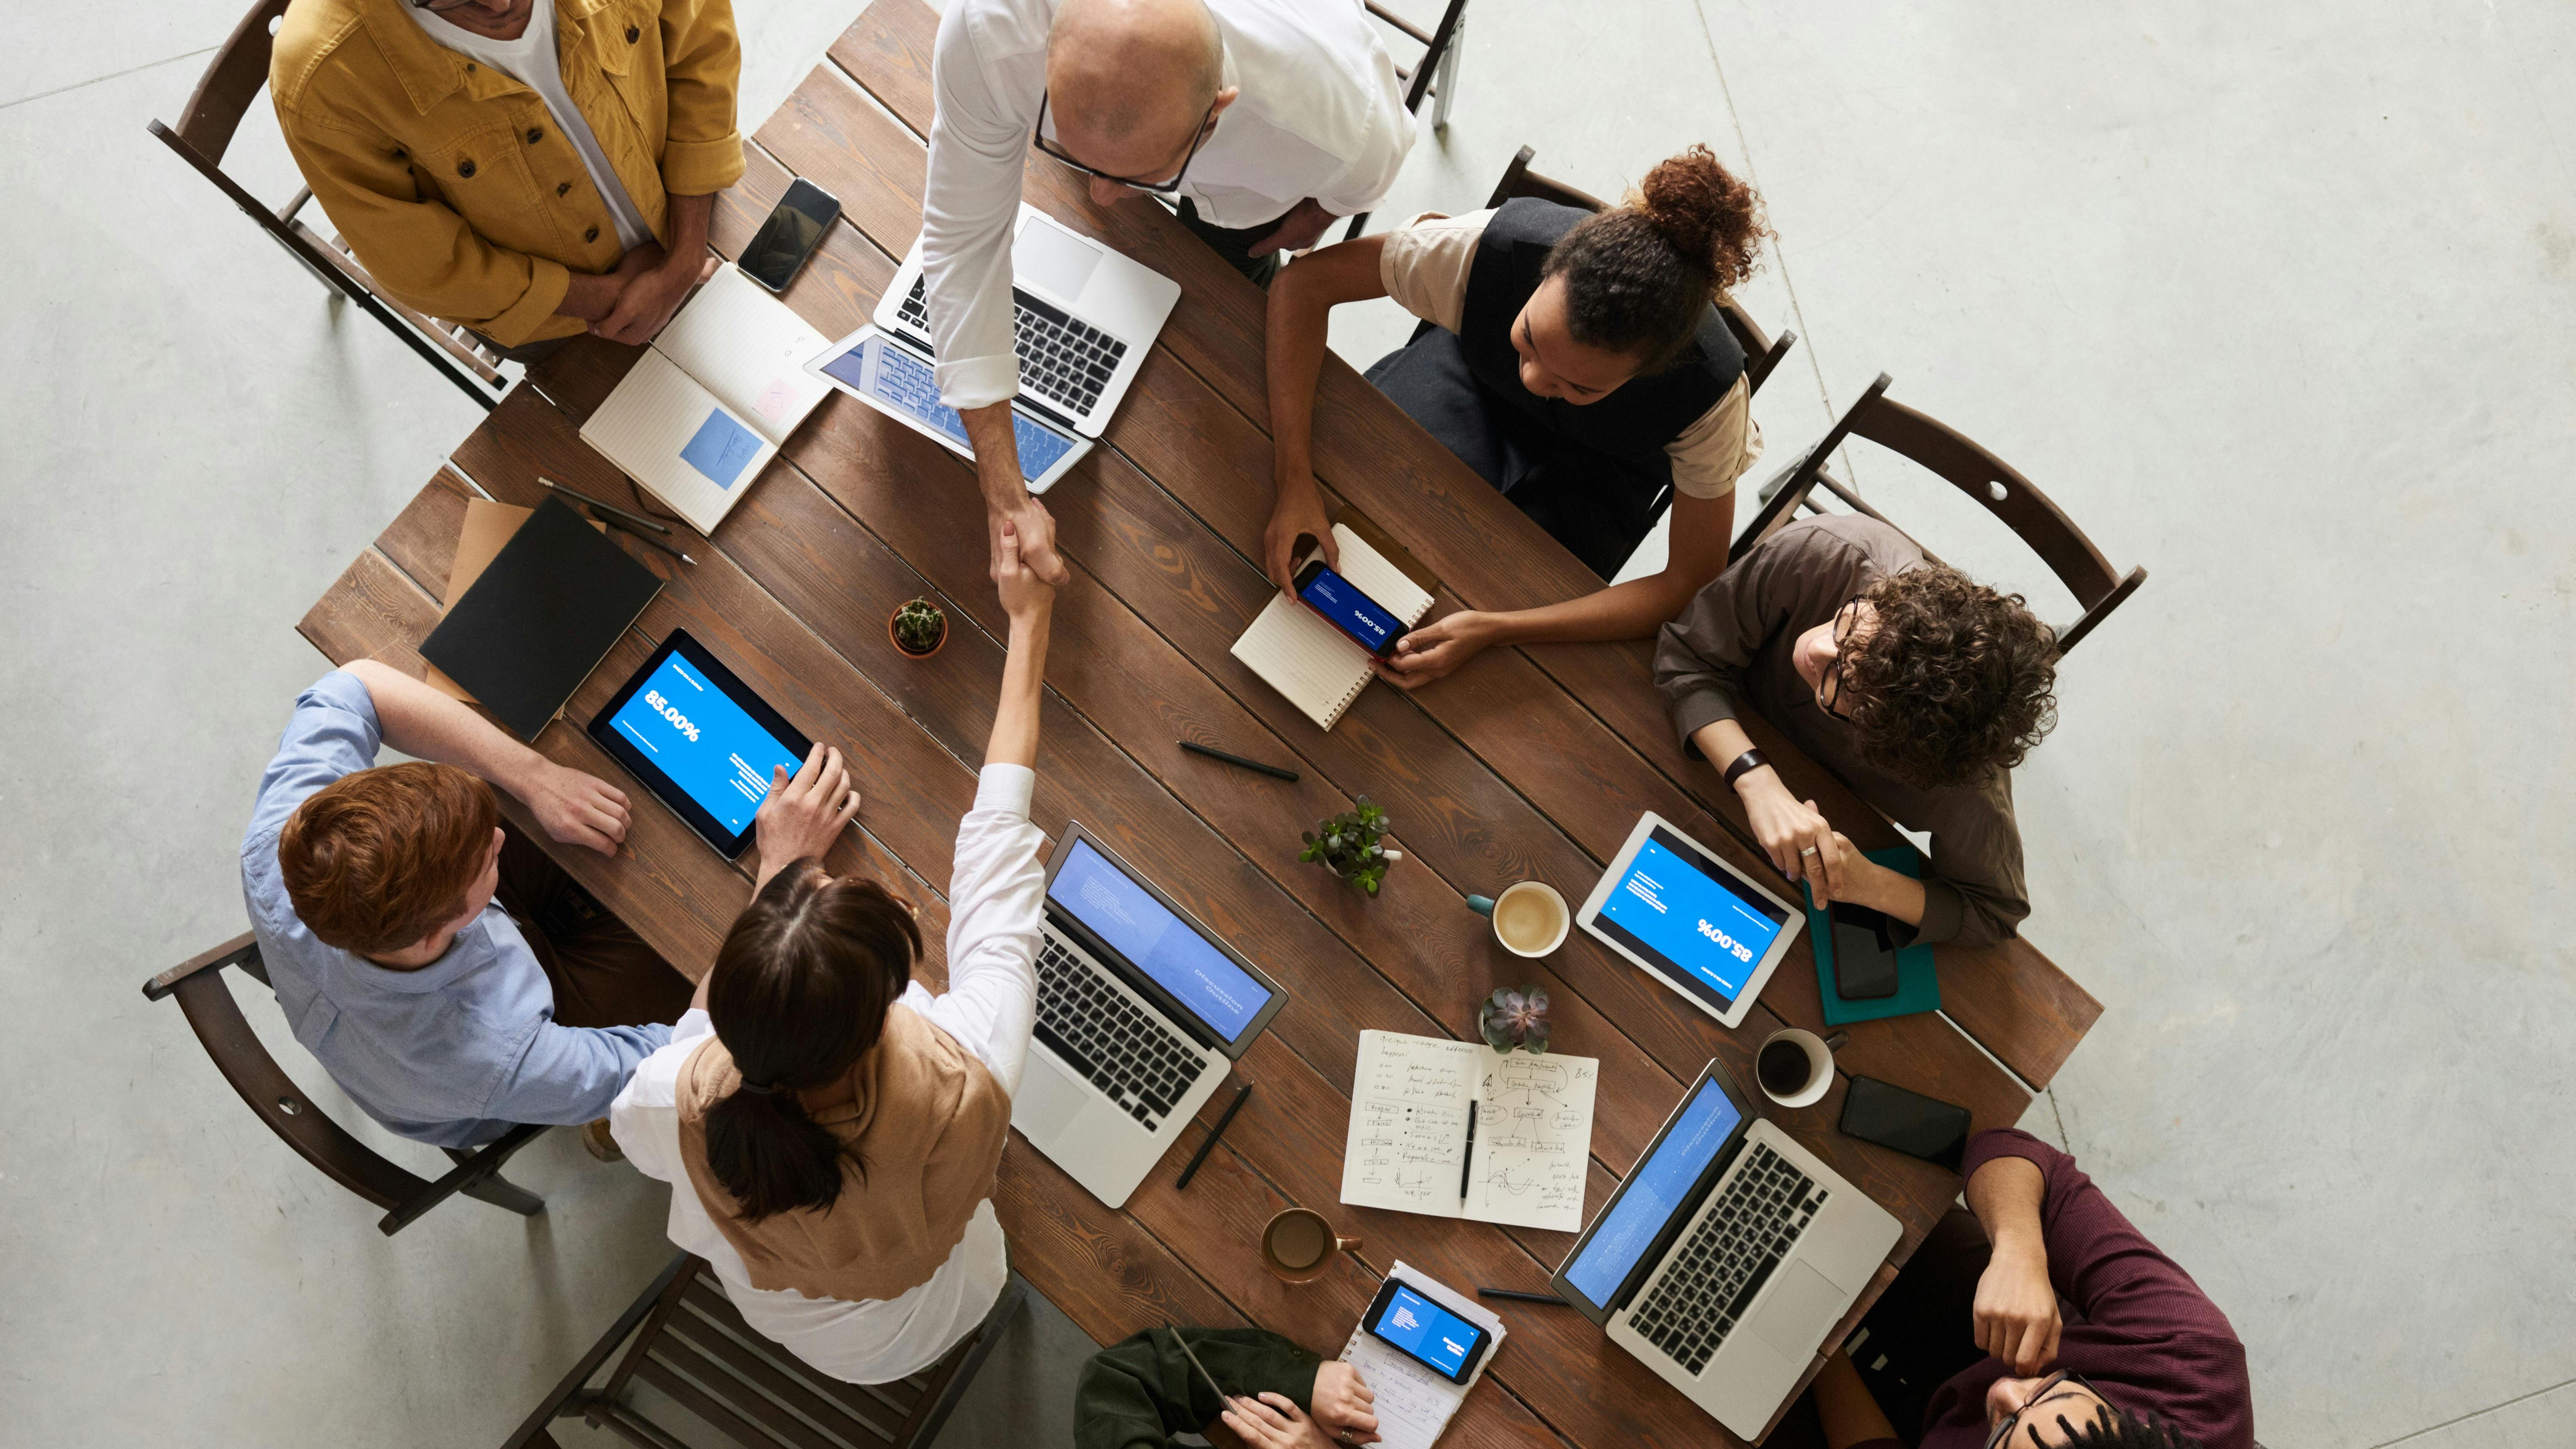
left=1630, top=144, right=1770, bottom=293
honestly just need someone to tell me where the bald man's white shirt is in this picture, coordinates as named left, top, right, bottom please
left=924, top=0, right=1414, bottom=409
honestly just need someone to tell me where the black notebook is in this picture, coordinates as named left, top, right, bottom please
left=420, top=495, right=663, bottom=741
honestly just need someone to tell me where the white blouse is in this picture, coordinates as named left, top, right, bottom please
left=611, top=765, right=1045, bottom=1383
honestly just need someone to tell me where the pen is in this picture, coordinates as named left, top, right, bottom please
left=591, top=510, right=697, bottom=565
left=541, top=476, right=672, bottom=534
left=1476, top=1288, right=1569, bottom=1306
left=1180, top=741, right=1299, bottom=783
left=1458, top=1100, right=1477, bottom=1202
left=1174, top=1081, right=1252, bottom=1189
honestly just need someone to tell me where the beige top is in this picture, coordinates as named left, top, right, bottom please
left=1377, top=209, right=1762, bottom=500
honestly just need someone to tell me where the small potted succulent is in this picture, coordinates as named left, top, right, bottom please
left=1300, top=796, right=1402, bottom=896
left=1479, top=986, right=1551, bottom=1055
left=888, top=597, right=948, bottom=659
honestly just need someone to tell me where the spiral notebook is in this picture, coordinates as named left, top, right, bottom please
left=1335, top=1263, right=1504, bottom=1449
left=1230, top=522, right=1437, bottom=730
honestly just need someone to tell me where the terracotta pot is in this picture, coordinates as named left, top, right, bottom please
left=888, top=608, right=947, bottom=659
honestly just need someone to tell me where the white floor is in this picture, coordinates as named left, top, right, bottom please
left=4, top=2, right=2572, bottom=1446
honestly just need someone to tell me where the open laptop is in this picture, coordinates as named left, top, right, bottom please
left=879, top=204, right=1179, bottom=437
left=1550, top=1060, right=1900, bottom=1439
left=1014, top=823, right=1287, bottom=1209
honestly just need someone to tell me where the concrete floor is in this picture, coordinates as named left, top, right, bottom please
left=4, top=1, right=2571, bottom=1445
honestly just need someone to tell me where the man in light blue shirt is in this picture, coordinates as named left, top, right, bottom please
left=241, top=663, right=692, bottom=1148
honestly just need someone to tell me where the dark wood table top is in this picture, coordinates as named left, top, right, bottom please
left=298, top=5, right=2098, bottom=1443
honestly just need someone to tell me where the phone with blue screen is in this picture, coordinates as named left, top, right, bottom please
left=1361, top=1279, right=1494, bottom=1385
left=1292, top=558, right=1410, bottom=657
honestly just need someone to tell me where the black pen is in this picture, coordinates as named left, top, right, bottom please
left=1458, top=1100, right=1478, bottom=1201
left=1476, top=1287, right=1569, bottom=1306
left=541, top=476, right=672, bottom=534
left=1174, top=1081, right=1253, bottom=1189
left=1180, top=740, right=1299, bottom=782
left=591, top=510, right=696, bottom=565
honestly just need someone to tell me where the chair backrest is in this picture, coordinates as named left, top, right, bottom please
left=1730, top=372, right=2148, bottom=656
left=1364, top=0, right=1470, bottom=114
left=506, top=1254, right=1026, bottom=1449
left=1483, top=145, right=1796, bottom=395
left=169, top=0, right=290, bottom=165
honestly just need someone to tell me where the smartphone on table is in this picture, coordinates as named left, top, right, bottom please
left=1829, top=901, right=1903, bottom=999
left=1361, top=1279, right=1494, bottom=1385
left=1292, top=557, right=1410, bottom=658
left=740, top=179, right=840, bottom=293
left=1838, top=1076, right=1974, bottom=1172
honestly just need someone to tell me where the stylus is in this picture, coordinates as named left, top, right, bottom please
left=541, top=477, right=673, bottom=534
left=591, top=511, right=697, bottom=566
left=1173, top=1081, right=1253, bottom=1190
left=1476, top=1288, right=1569, bottom=1306
left=1458, top=1100, right=1477, bottom=1201
left=1179, top=741, right=1299, bottom=782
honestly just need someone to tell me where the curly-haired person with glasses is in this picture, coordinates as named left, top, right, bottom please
left=1653, top=515, right=2061, bottom=947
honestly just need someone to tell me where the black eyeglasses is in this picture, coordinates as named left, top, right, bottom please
left=412, top=0, right=489, bottom=12
left=1816, top=596, right=1867, bottom=721
left=1031, top=90, right=1218, bottom=196
left=1984, top=1370, right=2111, bottom=1449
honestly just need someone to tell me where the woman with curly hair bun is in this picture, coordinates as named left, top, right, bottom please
left=1263, top=144, right=1773, bottom=686
left=1653, top=516, right=2060, bottom=948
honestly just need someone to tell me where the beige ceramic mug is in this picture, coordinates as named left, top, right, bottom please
left=1468, top=881, right=1571, bottom=958
left=1261, top=1207, right=1361, bottom=1285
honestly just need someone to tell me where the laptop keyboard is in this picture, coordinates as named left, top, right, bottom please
left=899, top=277, right=1129, bottom=418
left=1032, top=934, right=1207, bottom=1127
left=1628, top=1142, right=1828, bottom=1376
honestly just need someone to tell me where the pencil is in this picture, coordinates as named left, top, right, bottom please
left=592, top=511, right=696, bottom=565
left=1179, top=740, right=1299, bottom=782
left=1174, top=1081, right=1253, bottom=1189
left=541, top=476, right=672, bottom=534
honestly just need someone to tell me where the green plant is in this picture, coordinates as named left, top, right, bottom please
left=1479, top=986, right=1551, bottom=1054
left=1299, top=796, right=1401, bottom=896
left=892, top=598, right=946, bottom=654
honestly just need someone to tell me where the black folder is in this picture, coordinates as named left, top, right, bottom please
left=420, top=495, right=663, bottom=741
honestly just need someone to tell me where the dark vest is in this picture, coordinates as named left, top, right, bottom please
left=1458, top=197, right=1747, bottom=466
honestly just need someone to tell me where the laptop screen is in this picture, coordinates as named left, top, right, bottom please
left=816, top=334, right=1079, bottom=484
left=1559, top=1074, right=1744, bottom=1314
left=1048, top=838, right=1275, bottom=1043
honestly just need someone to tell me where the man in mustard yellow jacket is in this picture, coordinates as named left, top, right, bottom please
left=273, top=0, right=743, bottom=353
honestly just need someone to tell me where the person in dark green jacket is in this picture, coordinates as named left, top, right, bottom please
left=1076, top=1327, right=1382, bottom=1449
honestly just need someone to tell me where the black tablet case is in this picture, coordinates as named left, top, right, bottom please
left=420, top=495, right=663, bottom=741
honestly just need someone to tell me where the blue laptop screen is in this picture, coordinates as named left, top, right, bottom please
left=1593, top=827, right=1790, bottom=1008
left=605, top=652, right=804, bottom=836
left=1562, top=1076, right=1743, bottom=1310
left=818, top=334, right=1078, bottom=483
left=1048, top=838, right=1272, bottom=1042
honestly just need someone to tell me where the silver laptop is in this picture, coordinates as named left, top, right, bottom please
left=1551, top=1060, right=1901, bottom=1439
left=875, top=204, right=1180, bottom=438
left=1013, top=823, right=1287, bottom=1209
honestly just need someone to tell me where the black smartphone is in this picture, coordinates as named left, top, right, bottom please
left=1362, top=1278, right=1494, bottom=1385
left=739, top=178, right=840, bottom=293
left=1829, top=901, right=1902, bottom=1000
left=1839, top=1075, right=1973, bottom=1172
left=1291, top=558, right=1410, bottom=658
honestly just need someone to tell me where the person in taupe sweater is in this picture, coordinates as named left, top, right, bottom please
left=1653, top=516, right=2059, bottom=947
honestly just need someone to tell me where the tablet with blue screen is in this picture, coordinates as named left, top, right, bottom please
left=805, top=325, right=1091, bottom=493
left=1577, top=812, right=1804, bottom=1029
left=587, top=630, right=813, bottom=860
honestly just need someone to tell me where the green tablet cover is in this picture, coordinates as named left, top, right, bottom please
left=1804, top=848, right=1940, bottom=1025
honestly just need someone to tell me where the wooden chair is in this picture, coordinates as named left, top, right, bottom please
left=1730, top=372, right=2148, bottom=656
left=1339, top=0, right=1471, bottom=240
left=1484, top=145, right=1798, bottom=397
left=141, top=932, right=553, bottom=1236
left=146, top=0, right=511, bottom=409
left=501, top=1254, right=1030, bottom=1449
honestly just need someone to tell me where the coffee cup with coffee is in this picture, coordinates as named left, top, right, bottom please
left=1467, top=881, right=1571, bottom=958
left=1755, top=1028, right=1848, bottom=1109
left=1262, top=1207, right=1361, bottom=1285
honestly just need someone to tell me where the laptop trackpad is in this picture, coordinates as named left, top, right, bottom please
left=1015, top=218, right=1105, bottom=304
left=1012, top=1054, right=1089, bottom=1142
left=1749, top=1262, right=1845, bottom=1361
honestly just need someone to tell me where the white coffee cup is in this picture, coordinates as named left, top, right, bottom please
left=1470, top=881, right=1571, bottom=957
left=1755, top=1027, right=1847, bottom=1109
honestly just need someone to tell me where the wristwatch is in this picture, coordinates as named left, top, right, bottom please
left=1720, top=748, right=1771, bottom=790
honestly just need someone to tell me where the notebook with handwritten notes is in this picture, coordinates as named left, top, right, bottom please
left=579, top=264, right=832, bottom=536
left=1230, top=522, right=1437, bottom=731
left=1338, top=1030, right=1598, bottom=1234
left=1336, top=1263, right=1505, bottom=1449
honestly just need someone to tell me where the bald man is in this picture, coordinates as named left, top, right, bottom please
left=927, top=0, right=1415, bottom=583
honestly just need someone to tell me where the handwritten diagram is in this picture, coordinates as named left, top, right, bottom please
left=1340, top=1030, right=1598, bottom=1233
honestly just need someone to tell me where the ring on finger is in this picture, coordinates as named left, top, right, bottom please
left=1800, top=845, right=1820, bottom=857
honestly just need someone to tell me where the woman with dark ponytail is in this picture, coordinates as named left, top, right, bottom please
left=1263, top=144, right=1774, bottom=685
left=610, top=522, right=1056, bottom=1383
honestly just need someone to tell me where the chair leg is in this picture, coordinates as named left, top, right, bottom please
left=458, top=1172, right=546, bottom=1216
left=380, top=1123, right=550, bottom=1234
left=903, top=1276, right=1029, bottom=1449
left=1431, top=12, right=1464, bottom=131
left=1341, top=210, right=1373, bottom=243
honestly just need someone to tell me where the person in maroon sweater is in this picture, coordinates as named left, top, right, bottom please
left=1804, top=1130, right=2254, bottom=1449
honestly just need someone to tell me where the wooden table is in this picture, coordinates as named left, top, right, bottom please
left=298, top=5, right=2100, bottom=1442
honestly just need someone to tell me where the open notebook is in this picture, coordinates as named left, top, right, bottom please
left=1230, top=523, right=1436, bottom=731
left=1336, top=1264, right=1505, bottom=1449
left=578, top=265, right=832, bottom=535
left=1339, top=1030, right=1599, bottom=1234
